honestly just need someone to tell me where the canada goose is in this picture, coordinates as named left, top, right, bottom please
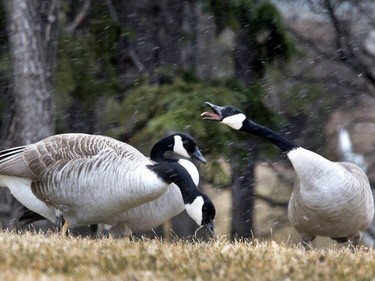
left=102, top=158, right=200, bottom=237
left=0, top=133, right=216, bottom=237
left=18, top=133, right=205, bottom=233
left=99, top=133, right=208, bottom=236
left=17, top=133, right=207, bottom=238
left=201, top=101, right=374, bottom=247
left=19, top=156, right=202, bottom=237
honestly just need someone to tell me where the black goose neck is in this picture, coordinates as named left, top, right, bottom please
left=150, top=137, right=178, bottom=163
left=147, top=162, right=199, bottom=204
left=241, top=119, right=298, bottom=152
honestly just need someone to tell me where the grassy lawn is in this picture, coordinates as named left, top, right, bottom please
left=0, top=232, right=373, bottom=281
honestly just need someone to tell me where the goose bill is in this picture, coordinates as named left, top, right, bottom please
left=192, top=147, right=207, bottom=164
left=203, top=220, right=217, bottom=239
left=201, top=102, right=223, bottom=121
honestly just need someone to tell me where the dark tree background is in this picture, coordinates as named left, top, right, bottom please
left=0, top=0, right=58, bottom=230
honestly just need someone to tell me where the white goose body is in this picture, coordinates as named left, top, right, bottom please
left=287, top=147, right=373, bottom=239
left=0, top=134, right=168, bottom=227
left=107, top=158, right=199, bottom=234
left=0, top=133, right=216, bottom=236
left=202, top=102, right=374, bottom=247
left=34, top=160, right=164, bottom=226
left=2, top=176, right=56, bottom=223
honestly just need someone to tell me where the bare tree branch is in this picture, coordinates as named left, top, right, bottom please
left=322, top=0, right=375, bottom=87
left=287, top=26, right=335, bottom=59
left=127, top=48, right=145, bottom=74
left=287, top=1, right=375, bottom=96
left=105, top=0, right=120, bottom=24
left=324, top=0, right=347, bottom=60
left=255, top=193, right=289, bottom=208
left=43, top=0, right=59, bottom=43
left=64, top=0, right=91, bottom=33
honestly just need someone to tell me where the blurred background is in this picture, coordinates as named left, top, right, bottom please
left=0, top=0, right=375, bottom=248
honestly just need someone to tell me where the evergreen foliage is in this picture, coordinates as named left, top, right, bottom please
left=102, top=75, right=281, bottom=185
left=207, top=0, right=296, bottom=77
left=55, top=19, right=122, bottom=108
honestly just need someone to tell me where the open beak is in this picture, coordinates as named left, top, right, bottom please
left=203, top=220, right=217, bottom=240
left=200, top=102, right=224, bottom=121
left=192, top=147, right=207, bottom=164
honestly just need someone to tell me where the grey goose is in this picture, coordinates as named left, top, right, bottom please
left=0, top=133, right=216, bottom=237
left=201, top=101, right=374, bottom=248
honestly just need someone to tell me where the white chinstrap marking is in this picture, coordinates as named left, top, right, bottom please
left=222, top=113, right=246, bottom=130
left=185, top=196, right=204, bottom=226
left=173, top=135, right=190, bottom=158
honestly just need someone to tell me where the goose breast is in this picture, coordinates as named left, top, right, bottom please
left=288, top=162, right=374, bottom=237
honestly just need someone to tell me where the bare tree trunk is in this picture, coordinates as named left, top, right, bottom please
left=230, top=138, right=257, bottom=239
left=233, top=30, right=259, bottom=86
left=0, top=0, right=58, bottom=230
left=230, top=28, right=260, bottom=239
left=182, top=0, right=199, bottom=74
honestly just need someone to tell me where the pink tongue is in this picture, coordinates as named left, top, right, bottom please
left=201, top=112, right=220, bottom=119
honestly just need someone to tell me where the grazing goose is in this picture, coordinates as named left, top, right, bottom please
left=98, top=133, right=208, bottom=236
left=19, top=133, right=206, bottom=236
left=102, top=158, right=201, bottom=237
left=201, top=101, right=374, bottom=248
left=18, top=134, right=207, bottom=237
left=0, top=133, right=216, bottom=237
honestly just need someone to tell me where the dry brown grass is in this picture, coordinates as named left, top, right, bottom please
left=0, top=232, right=374, bottom=281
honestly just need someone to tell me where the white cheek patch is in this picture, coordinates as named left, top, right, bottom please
left=173, top=135, right=190, bottom=158
left=222, top=113, right=246, bottom=130
left=185, top=196, right=204, bottom=226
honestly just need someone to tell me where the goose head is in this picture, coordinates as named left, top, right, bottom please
left=151, top=133, right=207, bottom=163
left=201, top=101, right=246, bottom=130
left=185, top=193, right=216, bottom=239
left=202, top=101, right=298, bottom=152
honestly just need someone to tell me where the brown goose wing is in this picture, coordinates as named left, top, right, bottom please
left=0, top=133, right=146, bottom=180
left=0, top=146, right=33, bottom=178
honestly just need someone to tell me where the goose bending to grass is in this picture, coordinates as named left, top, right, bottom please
left=18, top=134, right=208, bottom=238
left=100, top=133, right=207, bottom=237
left=0, top=133, right=216, bottom=237
left=102, top=158, right=200, bottom=237
left=19, top=133, right=207, bottom=237
left=201, top=101, right=374, bottom=248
